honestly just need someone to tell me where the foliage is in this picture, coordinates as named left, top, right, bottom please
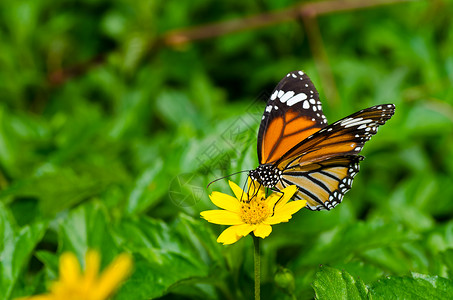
left=1, top=0, right=453, bottom=299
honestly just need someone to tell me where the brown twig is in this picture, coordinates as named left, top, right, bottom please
left=48, top=0, right=413, bottom=86
left=48, top=54, right=106, bottom=86
left=163, top=0, right=413, bottom=46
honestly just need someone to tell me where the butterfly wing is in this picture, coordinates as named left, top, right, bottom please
left=275, top=104, right=395, bottom=210
left=275, top=156, right=362, bottom=210
left=276, top=104, right=395, bottom=169
left=257, top=71, right=328, bottom=165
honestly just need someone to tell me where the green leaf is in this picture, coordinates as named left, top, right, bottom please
left=58, top=202, right=120, bottom=266
left=112, top=214, right=225, bottom=299
left=0, top=202, right=46, bottom=300
left=312, top=266, right=369, bottom=300
left=155, top=90, right=205, bottom=130
left=404, top=103, right=453, bottom=135
left=125, top=160, right=165, bottom=214
left=369, top=273, right=453, bottom=299
left=334, top=261, right=383, bottom=284
left=0, top=164, right=127, bottom=216
left=440, top=249, right=453, bottom=279
left=295, top=219, right=415, bottom=267
left=35, top=250, right=59, bottom=280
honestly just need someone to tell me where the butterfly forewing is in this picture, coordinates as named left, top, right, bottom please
left=276, top=104, right=395, bottom=170
left=257, top=71, right=328, bottom=165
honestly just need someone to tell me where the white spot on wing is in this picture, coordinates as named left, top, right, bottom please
left=280, top=91, right=295, bottom=103
left=302, top=100, right=310, bottom=109
left=344, top=119, right=373, bottom=128
left=341, top=117, right=361, bottom=126
left=287, top=93, right=308, bottom=106
left=270, top=90, right=278, bottom=100
left=277, top=90, right=284, bottom=98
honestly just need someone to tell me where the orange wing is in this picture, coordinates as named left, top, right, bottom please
left=257, top=71, right=327, bottom=165
left=276, top=104, right=395, bottom=170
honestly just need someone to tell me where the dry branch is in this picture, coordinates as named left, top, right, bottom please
left=48, top=0, right=413, bottom=86
left=163, top=0, right=412, bottom=46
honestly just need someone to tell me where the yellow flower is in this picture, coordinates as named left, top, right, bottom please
left=201, top=179, right=306, bottom=245
left=18, top=250, right=133, bottom=300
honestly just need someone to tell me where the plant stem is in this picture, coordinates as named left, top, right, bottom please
left=253, top=235, right=260, bottom=300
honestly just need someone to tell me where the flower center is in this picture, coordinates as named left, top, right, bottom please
left=240, top=197, right=270, bottom=225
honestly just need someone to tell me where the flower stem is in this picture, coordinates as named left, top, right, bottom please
left=253, top=235, right=260, bottom=300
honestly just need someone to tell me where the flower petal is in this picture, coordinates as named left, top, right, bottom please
left=83, top=250, right=100, bottom=290
left=217, top=225, right=244, bottom=245
left=229, top=180, right=245, bottom=201
left=15, top=295, right=54, bottom=300
left=216, top=223, right=257, bottom=245
left=59, top=252, right=81, bottom=286
left=273, top=185, right=298, bottom=211
left=266, top=192, right=283, bottom=208
left=266, top=200, right=306, bottom=225
left=253, top=224, right=272, bottom=239
left=93, top=253, right=133, bottom=300
left=200, top=210, right=243, bottom=225
left=277, top=200, right=307, bottom=215
left=209, top=191, right=240, bottom=213
left=234, top=223, right=255, bottom=237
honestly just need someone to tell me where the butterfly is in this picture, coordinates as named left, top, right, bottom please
left=248, top=71, right=395, bottom=210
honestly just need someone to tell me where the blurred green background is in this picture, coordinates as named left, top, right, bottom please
left=1, top=0, right=453, bottom=299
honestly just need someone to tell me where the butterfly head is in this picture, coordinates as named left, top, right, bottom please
left=249, top=165, right=282, bottom=188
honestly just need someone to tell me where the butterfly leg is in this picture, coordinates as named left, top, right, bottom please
left=269, top=189, right=285, bottom=217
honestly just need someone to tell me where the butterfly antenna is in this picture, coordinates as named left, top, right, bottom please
left=206, top=170, right=251, bottom=189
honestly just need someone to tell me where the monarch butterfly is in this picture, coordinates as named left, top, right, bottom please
left=248, top=71, right=395, bottom=210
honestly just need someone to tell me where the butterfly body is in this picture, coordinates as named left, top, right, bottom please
left=249, top=164, right=281, bottom=188
left=252, top=71, right=395, bottom=211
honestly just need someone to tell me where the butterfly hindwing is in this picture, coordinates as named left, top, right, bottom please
left=276, top=156, right=362, bottom=210
left=257, top=71, right=328, bottom=165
